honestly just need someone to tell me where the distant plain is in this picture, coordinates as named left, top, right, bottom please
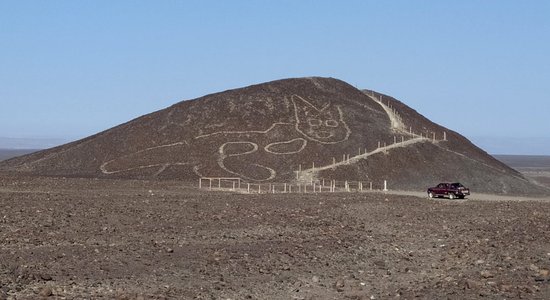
left=0, top=149, right=38, bottom=162
left=494, top=155, right=550, bottom=189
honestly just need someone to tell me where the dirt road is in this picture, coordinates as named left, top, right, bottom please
left=1, top=174, right=550, bottom=299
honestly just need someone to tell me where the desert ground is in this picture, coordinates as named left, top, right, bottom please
left=1, top=172, right=550, bottom=300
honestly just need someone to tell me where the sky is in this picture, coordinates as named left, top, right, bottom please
left=1, top=1, right=549, bottom=154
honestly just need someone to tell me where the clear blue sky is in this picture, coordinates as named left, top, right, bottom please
left=1, top=1, right=549, bottom=154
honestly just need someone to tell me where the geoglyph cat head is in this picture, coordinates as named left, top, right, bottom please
left=292, top=95, right=351, bottom=144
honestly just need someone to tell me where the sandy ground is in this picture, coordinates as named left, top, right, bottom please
left=1, top=174, right=550, bottom=299
left=386, top=190, right=550, bottom=202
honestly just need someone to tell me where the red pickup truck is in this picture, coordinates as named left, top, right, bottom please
left=427, top=182, right=470, bottom=199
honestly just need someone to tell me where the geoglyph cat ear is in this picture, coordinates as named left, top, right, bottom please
left=291, top=95, right=330, bottom=112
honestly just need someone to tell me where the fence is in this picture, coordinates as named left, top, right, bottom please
left=198, top=178, right=390, bottom=194
left=198, top=177, right=242, bottom=190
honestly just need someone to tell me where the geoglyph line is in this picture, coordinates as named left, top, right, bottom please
left=99, top=141, right=189, bottom=174
left=194, top=122, right=294, bottom=139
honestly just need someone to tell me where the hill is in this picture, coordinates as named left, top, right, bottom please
left=1, top=77, right=547, bottom=195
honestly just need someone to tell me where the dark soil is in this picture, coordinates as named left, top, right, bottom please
left=1, top=174, right=550, bottom=299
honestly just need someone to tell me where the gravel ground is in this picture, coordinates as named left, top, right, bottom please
left=1, top=174, right=550, bottom=299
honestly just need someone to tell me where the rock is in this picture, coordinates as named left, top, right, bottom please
left=39, top=287, right=52, bottom=297
left=373, top=260, right=386, bottom=268
left=0, top=290, right=7, bottom=300
left=539, top=269, right=549, bottom=277
left=474, top=259, right=485, bottom=265
left=312, top=276, right=319, bottom=283
left=500, top=284, right=513, bottom=292
left=480, top=270, right=493, bottom=278
left=40, top=274, right=53, bottom=281
left=334, top=280, right=345, bottom=292
left=166, top=248, right=174, bottom=253
left=529, top=264, right=539, bottom=272
left=116, top=293, right=136, bottom=300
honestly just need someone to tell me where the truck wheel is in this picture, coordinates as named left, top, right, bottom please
left=428, top=192, right=434, bottom=198
left=448, top=193, right=456, bottom=200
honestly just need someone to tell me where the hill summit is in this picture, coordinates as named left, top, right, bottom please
left=1, top=77, right=546, bottom=195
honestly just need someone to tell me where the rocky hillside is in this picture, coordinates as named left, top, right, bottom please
left=1, top=77, right=547, bottom=195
